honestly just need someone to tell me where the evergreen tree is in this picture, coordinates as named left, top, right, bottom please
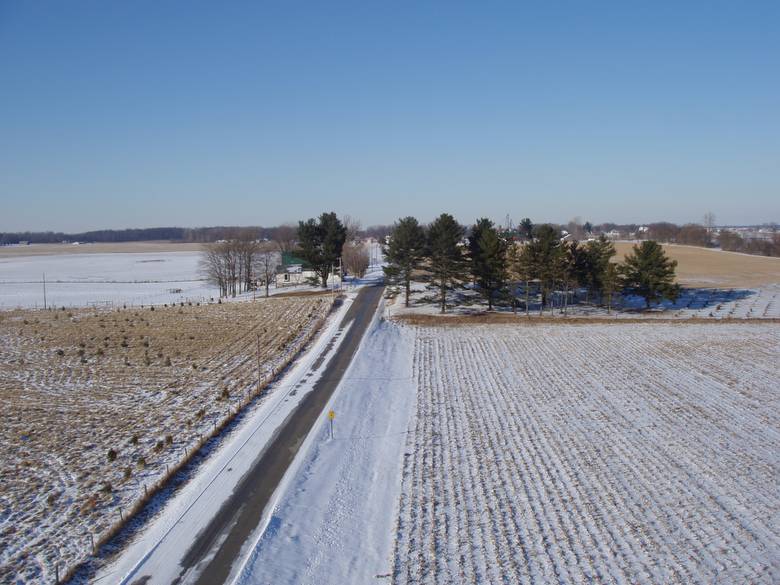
left=525, top=224, right=563, bottom=312
left=468, top=218, right=507, bottom=310
left=619, top=240, right=680, bottom=308
left=428, top=213, right=468, bottom=314
left=584, top=235, right=616, bottom=301
left=602, top=262, right=620, bottom=313
left=296, top=212, right=347, bottom=288
left=383, top=216, right=427, bottom=307
left=519, top=217, right=534, bottom=241
left=507, top=241, right=535, bottom=316
left=556, top=241, right=578, bottom=315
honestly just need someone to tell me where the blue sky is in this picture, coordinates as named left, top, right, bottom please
left=1, top=1, right=778, bottom=231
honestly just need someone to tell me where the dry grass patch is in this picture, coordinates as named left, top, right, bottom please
left=613, top=242, right=780, bottom=288
left=0, top=294, right=333, bottom=582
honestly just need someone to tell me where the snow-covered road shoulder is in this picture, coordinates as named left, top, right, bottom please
left=234, top=300, right=416, bottom=585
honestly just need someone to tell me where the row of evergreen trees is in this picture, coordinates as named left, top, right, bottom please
left=384, top=214, right=679, bottom=314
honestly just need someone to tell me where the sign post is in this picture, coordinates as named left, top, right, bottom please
left=328, top=409, right=335, bottom=439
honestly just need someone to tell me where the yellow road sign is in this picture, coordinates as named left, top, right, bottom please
left=328, top=409, right=335, bottom=420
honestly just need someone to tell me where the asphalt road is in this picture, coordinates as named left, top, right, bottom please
left=153, top=284, right=385, bottom=585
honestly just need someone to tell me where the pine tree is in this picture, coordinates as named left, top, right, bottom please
left=584, top=235, right=616, bottom=302
left=519, top=217, right=534, bottom=241
left=383, top=216, right=427, bottom=307
left=602, top=262, right=620, bottom=313
left=507, top=241, right=534, bottom=316
left=619, top=241, right=679, bottom=309
left=428, top=213, right=468, bottom=314
left=525, top=224, right=563, bottom=313
left=296, top=212, right=347, bottom=288
left=556, top=241, right=577, bottom=315
left=469, top=218, right=507, bottom=310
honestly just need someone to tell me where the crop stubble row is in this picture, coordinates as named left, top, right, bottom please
left=393, top=323, right=779, bottom=584
left=0, top=295, right=332, bottom=582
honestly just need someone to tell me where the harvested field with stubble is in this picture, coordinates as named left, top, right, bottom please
left=0, top=295, right=333, bottom=583
left=394, top=322, right=780, bottom=585
left=612, top=242, right=780, bottom=288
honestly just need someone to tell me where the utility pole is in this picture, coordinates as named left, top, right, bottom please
left=42, top=273, right=47, bottom=310
left=256, top=334, right=262, bottom=393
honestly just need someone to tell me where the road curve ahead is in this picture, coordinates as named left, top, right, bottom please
left=158, top=284, right=385, bottom=585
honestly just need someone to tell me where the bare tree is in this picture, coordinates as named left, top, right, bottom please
left=343, top=215, right=362, bottom=244
left=703, top=211, right=716, bottom=232
left=703, top=211, right=716, bottom=246
left=200, top=243, right=230, bottom=297
left=254, top=242, right=280, bottom=297
left=201, top=232, right=263, bottom=298
left=342, top=241, right=370, bottom=278
left=274, top=224, right=298, bottom=254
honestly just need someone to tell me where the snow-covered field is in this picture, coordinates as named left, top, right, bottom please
left=0, top=295, right=333, bottom=583
left=0, top=252, right=219, bottom=309
left=393, top=322, right=780, bottom=584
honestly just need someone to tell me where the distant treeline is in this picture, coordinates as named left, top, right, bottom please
left=628, top=222, right=780, bottom=257
left=0, top=226, right=285, bottom=245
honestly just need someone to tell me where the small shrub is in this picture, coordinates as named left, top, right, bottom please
left=124, top=466, right=132, bottom=479
left=164, top=356, right=172, bottom=367
left=137, top=456, right=146, bottom=469
left=46, top=492, right=58, bottom=506
left=130, top=434, right=139, bottom=446
left=154, top=440, right=164, bottom=452
left=165, top=434, right=173, bottom=445
left=81, top=495, right=97, bottom=515
left=100, top=482, right=112, bottom=494
left=107, top=448, right=117, bottom=462
left=56, top=349, right=64, bottom=357
left=196, top=408, right=205, bottom=419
